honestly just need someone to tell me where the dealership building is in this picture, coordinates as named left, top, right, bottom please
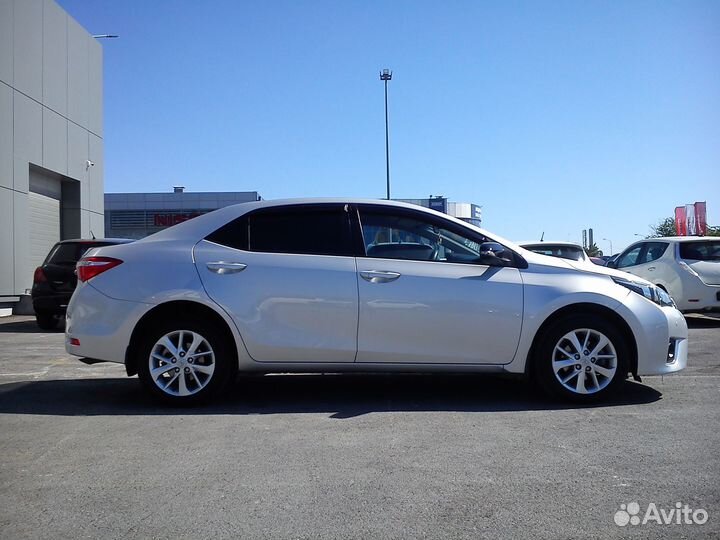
left=105, top=188, right=482, bottom=239
left=1, top=0, right=104, bottom=313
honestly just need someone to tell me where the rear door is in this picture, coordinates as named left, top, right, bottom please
left=194, top=204, right=360, bottom=363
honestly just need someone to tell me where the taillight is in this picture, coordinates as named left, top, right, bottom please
left=76, top=257, right=123, bottom=282
left=33, top=266, right=47, bottom=284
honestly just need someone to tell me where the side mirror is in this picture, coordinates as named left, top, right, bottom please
left=479, top=242, right=511, bottom=266
left=606, top=260, right=617, bottom=269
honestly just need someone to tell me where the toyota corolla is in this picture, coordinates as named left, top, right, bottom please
left=65, top=199, right=687, bottom=404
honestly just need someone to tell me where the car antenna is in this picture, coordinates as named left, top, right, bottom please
left=90, top=230, right=96, bottom=240
left=540, top=231, right=544, bottom=242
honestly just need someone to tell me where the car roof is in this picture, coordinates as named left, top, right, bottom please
left=650, top=236, right=718, bottom=243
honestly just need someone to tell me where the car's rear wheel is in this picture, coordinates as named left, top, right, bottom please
left=35, top=311, right=58, bottom=330
left=534, top=314, right=629, bottom=402
left=137, top=319, right=235, bottom=405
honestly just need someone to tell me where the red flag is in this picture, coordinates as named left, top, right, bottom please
left=695, top=201, right=707, bottom=236
left=675, top=206, right=687, bottom=236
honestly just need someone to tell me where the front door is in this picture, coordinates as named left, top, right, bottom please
left=354, top=206, right=523, bottom=365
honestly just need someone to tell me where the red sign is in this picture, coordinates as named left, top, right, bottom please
left=153, top=213, right=204, bottom=227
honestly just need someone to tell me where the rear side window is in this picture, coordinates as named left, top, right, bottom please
left=641, top=242, right=668, bottom=264
left=524, top=244, right=585, bottom=261
left=207, top=206, right=354, bottom=256
left=679, top=241, right=720, bottom=261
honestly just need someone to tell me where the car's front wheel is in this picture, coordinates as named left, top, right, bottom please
left=137, top=319, right=235, bottom=405
left=534, top=314, right=629, bottom=402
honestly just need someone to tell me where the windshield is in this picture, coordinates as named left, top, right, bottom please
left=679, top=241, right=720, bottom=261
left=523, top=244, right=586, bottom=262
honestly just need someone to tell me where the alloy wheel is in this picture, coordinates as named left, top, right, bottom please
left=552, top=328, right=617, bottom=395
left=148, top=330, right=216, bottom=397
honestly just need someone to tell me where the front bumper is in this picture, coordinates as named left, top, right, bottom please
left=616, top=294, right=688, bottom=376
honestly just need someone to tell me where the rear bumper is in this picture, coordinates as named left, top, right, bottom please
left=65, top=283, right=149, bottom=364
left=675, top=279, right=720, bottom=313
left=32, top=294, right=72, bottom=314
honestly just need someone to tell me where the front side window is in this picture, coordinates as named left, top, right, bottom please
left=617, top=245, right=643, bottom=268
left=207, top=205, right=353, bottom=257
left=358, top=209, right=487, bottom=264
left=679, top=241, right=720, bottom=261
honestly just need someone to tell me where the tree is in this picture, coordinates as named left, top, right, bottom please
left=648, top=217, right=676, bottom=238
left=707, top=225, right=720, bottom=237
left=586, top=242, right=603, bottom=257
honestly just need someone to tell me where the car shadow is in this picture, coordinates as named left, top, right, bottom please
left=0, top=318, right=65, bottom=333
left=0, top=374, right=662, bottom=418
left=685, top=315, right=720, bottom=329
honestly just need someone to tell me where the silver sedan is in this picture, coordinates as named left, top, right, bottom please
left=65, top=199, right=687, bottom=405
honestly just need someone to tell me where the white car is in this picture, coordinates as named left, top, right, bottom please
left=65, top=199, right=687, bottom=405
left=519, top=241, right=595, bottom=266
left=609, top=237, right=720, bottom=313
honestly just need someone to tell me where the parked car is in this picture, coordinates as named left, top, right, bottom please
left=608, top=237, right=720, bottom=313
left=65, top=199, right=687, bottom=404
left=519, top=241, right=595, bottom=265
left=32, top=238, right=134, bottom=329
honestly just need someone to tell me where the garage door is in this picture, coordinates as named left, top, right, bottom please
left=28, top=191, right=60, bottom=268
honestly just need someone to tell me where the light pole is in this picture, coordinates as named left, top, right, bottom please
left=602, top=237, right=613, bottom=255
left=380, top=69, right=392, bottom=200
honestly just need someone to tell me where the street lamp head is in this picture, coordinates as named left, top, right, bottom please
left=380, top=69, right=392, bottom=81
left=92, top=34, right=119, bottom=39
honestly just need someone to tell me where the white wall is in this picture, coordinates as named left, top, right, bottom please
left=0, top=0, right=104, bottom=301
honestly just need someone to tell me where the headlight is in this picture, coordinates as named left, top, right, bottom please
left=612, top=276, right=675, bottom=308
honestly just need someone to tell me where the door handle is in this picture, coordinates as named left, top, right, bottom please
left=360, top=270, right=401, bottom=283
left=206, top=261, right=247, bottom=274
left=647, top=266, right=655, bottom=271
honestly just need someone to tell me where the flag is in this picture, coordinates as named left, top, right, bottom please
left=675, top=206, right=687, bottom=236
left=686, top=204, right=696, bottom=235
left=695, top=201, right=707, bottom=236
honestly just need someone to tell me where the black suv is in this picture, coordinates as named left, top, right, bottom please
left=31, top=238, right=134, bottom=329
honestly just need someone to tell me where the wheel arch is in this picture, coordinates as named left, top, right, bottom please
left=125, top=300, right=238, bottom=376
left=525, top=302, right=638, bottom=378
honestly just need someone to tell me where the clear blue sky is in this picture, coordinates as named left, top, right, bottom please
left=59, top=0, right=719, bottom=254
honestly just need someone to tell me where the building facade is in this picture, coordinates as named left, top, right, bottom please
left=104, top=189, right=262, bottom=239
left=1, top=0, right=104, bottom=312
left=105, top=190, right=481, bottom=240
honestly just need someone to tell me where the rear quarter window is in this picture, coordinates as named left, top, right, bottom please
left=679, top=241, right=720, bottom=261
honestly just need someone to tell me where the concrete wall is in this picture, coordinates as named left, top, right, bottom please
left=0, top=0, right=104, bottom=303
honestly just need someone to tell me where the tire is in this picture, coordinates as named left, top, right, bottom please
left=137, top=318, right=236, bottom=405
left=36, top=311, right=58, bottom=330
left=533, top=314, right=629, bottom=402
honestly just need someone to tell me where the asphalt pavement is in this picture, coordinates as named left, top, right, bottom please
left=0, top=314, right=718, bottom=539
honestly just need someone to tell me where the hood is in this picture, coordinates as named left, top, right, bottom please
left=520, top=249, right=653, bottom=286
left=563, top=259, right=654, bottom=286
